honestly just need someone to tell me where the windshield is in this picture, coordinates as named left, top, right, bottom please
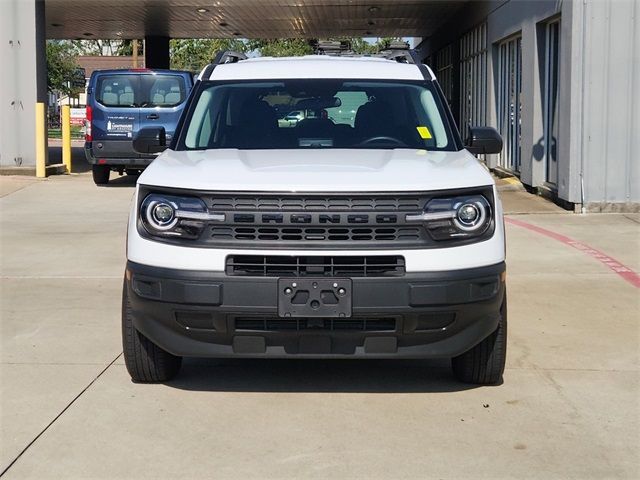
left=96, top=74, right=187, bottom=108
left=180, top=80, right=456, bottom=151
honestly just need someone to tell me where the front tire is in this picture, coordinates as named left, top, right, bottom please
left=452, top=293, right=507, bottom=385
left=122, top=283, right=182, bottom=383
left=92, top=165, right=110, bottom=185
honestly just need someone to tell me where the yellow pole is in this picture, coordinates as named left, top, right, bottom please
left=35, top=102, right=46, bottom=178
left=61, top=105, right=71, bottom=173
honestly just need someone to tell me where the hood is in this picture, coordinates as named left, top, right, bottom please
left=138, top=148, right=494, bottom=192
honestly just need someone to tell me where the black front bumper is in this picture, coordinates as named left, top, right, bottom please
left=125, top=261, right=506, bottom=358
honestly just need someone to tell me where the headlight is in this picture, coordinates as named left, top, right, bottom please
left=406, top=194, right=492, bottom=241
left=139, top=194, right=224, bottom=240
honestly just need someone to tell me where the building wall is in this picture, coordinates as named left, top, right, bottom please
left=417, top=0, right=639, bottom=211
left=571, top=0, right=639, bottom=210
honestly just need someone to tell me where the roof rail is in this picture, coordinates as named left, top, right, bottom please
left=379, top=48, right=422, bottom=65
left=212, top=50, right=248, bottom=65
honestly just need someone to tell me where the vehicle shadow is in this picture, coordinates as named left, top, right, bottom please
left=104, top=174, right=139, bottom=187
left=167, top=358, right=481, bottom=393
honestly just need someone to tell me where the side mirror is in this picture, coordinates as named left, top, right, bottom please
left=133, top=127, right=167, bottom=154
left=465, top=126, right=503, bottom=155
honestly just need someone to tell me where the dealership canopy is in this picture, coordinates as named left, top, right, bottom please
left=44, top=0, right=466, bottom=39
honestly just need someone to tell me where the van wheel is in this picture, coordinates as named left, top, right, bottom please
left=452, top=293, right=507, bottom=385
left=122, top=283, right=182, bottom=383
left=92, top=165, right=110, bottom=185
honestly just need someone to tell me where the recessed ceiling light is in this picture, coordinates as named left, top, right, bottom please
left=197, top=8, right=209, bottom=13
left=368, top=6, right=379, bottom=13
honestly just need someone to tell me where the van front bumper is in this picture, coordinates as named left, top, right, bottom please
left=124, top=261, right=506, bottom=359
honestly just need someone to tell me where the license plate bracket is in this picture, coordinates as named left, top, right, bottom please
left=278, top=278, right=352, bottom=318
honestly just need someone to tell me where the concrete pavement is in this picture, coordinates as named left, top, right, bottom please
left=1, top=172, right=638, bottom=479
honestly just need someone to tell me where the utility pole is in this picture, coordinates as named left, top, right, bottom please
left=132, top=39, right=139, bottom=68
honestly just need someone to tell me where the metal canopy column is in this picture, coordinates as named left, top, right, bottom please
left=144, top=36, right=170, bottom=69
left=0, top=0, right=48, bottom=169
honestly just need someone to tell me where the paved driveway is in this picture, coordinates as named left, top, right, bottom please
left=1, top=173, right=638, bottom=479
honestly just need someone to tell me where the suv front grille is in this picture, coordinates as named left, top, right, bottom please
left=234, top=316, right=397, bottom=332
left=212, top=226, right=421, bottom=242
left=226, top=255, right=405, bottom=277
left=203, top=193, right=432, bottom=249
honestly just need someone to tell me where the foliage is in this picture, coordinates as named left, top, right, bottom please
left=347, top=38, right=379, bottom=55
left=114, top=39, right=144, bottom=56
left=68, top=39, right=116, bottom=55
left=247, top=39, right=314, bottom=57
left=169, top=38, right=247, bottom=71
left=248, top=37, right=403, bottom=57
left=46, top=41, right=82, bottom=96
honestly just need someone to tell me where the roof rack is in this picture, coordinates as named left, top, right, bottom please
left=315, top=40, right=350, bottom=55
left=212, top=50, right=248, bottom=65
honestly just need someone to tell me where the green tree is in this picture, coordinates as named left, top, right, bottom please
left=169, top=38, right=247, bottom=71
left=347, top=38, right=378, bottom=54
left=247, top=39, right=314, bottom=57
left=46, top=41, right=82, bottom=96
left=115, top=39, right=144, bottom=56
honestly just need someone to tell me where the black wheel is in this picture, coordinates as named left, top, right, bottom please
left=452, top=293, right=507, bottom=385
left=122, top=283, right=182, bottom=383
left=92, top=165, right=110, bottom=185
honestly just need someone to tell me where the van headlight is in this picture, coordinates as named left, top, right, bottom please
left=406, top=195, right=492, bottom=241
left=139, top=194, right=224, bottom=240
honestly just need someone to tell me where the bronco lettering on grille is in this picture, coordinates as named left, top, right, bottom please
left=232, top=213, right=402, bottom=225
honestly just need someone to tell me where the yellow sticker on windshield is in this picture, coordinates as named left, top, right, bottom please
left=417, top=126, right=432, bottom=139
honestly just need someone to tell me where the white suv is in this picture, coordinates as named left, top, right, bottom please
left=124, top=49, right=506, bottom=385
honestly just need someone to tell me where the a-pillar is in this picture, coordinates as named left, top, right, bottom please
left=0, top=0, right=48, bottom=169
left=144, top=36, right=170, bottom=69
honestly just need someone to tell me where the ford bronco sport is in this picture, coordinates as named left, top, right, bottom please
left=123, top=48, right=506, bottom=385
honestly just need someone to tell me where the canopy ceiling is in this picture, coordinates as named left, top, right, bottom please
left=45, top=0, right=468, bottom=39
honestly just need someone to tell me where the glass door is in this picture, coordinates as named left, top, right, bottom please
left=497, top=35, right=522, bottom=173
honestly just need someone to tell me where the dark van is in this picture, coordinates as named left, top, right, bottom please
left=85, top=69, right=194, bottom=185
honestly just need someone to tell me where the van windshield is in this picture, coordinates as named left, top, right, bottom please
left=180, top=80, right=456, bottom=151
left=96, top=74, right=186, bottom=108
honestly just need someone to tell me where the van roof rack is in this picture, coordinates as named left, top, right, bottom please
left=212, top=50, right=248, bottom=65
left=315, top=40, right=351, bottom=55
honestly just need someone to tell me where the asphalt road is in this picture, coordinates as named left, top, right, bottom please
left=1, top=172, right=638, bottom=479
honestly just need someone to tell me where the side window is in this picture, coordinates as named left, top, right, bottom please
left=326, top=91, right=369, bottom=127
left=96, top=76, right=137, bottom=107
left=185, top=89, right=216, bottom=148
